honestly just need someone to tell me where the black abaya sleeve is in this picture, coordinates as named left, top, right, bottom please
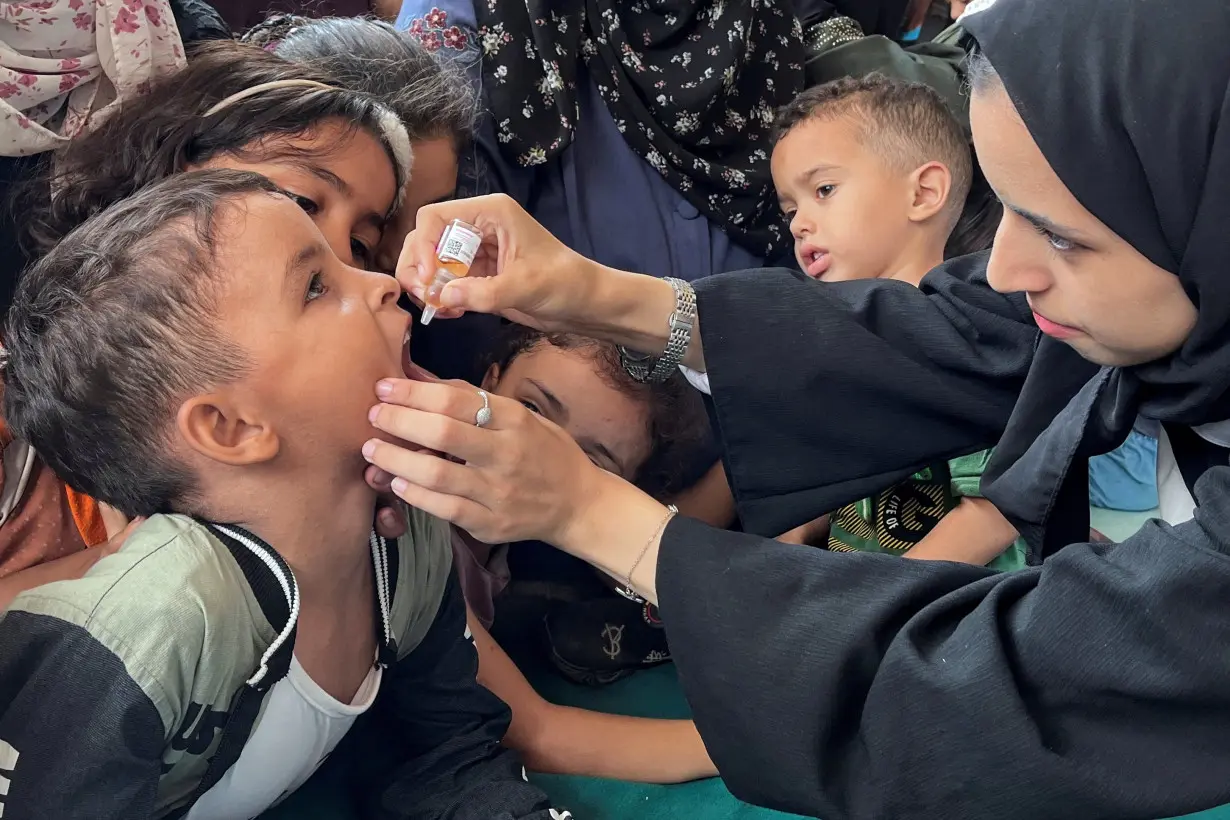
left=694, top=253, right=1043, bottom=536
left=659, top=466, right=1230, bottom=820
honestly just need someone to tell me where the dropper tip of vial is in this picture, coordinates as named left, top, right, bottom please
left=420, top=305, right=437, bottom=325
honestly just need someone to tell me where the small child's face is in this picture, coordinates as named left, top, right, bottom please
left=484, top=345, right=651, bottom=481
left=772, top=115, right=919, bottom=282
left=196, top=120, right=396, bottom=271
left=377, top=136, right=460, bottom=273
left=200, top=192, right=411, bottom=472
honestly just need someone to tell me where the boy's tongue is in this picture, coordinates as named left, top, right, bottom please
left=402, top=358, right=439, bottom=382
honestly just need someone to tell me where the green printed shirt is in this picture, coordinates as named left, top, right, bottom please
left=827, top=449, right=1027, bottom=571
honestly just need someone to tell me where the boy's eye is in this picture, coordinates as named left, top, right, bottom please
left=290, top=193, right=319, bottom=215
left=305, top=272, right=329, bottom=303
left=816, top=184, right=836, bottom=199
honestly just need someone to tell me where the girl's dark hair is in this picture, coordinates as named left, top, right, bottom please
left=25, top=41, right=403, bottom=255
left=489, top=325, right=714, bottom=501
left=245, top=15, right=478, bottom=147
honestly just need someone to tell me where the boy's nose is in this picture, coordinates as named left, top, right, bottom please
left=789, top=212, right=812, bottom=240
left=361, top=267, right=402, bottom=309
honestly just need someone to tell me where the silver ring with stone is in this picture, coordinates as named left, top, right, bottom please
left=474, top=389, right=493, bottom=428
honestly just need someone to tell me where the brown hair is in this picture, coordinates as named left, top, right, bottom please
left=24, top=41, right=402, bottom=256
left=489, top=325, right=714, bottom=501
left=4, top=170, right=278, bottom=517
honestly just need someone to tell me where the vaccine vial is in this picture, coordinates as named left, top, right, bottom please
left=420, top=219, right=483, bottom=325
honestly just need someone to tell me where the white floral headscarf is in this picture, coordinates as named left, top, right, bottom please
left=1, top=0, right=186, bottom=156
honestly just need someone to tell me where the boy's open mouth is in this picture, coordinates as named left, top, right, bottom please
left=401, top=326, right=414, bottom=379
left=399, top=326, right=439, bottom=383
left=801, top=247, right=831, bottom=279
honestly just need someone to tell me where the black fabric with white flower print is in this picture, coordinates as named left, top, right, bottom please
left=474, top=0, right=806, bottom=258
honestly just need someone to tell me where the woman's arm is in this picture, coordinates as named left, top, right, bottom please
left=468, top=607, right=716, bottom=783
left=396, top=196, right=1043, bottom=536
left=363, top=392, right=1230, bottom=817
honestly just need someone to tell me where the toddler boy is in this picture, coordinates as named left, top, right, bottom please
left=771, top=74, right=1023, bottom=570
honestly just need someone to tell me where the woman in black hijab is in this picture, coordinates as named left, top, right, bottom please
left=365, top=0, right=1230, bottom=816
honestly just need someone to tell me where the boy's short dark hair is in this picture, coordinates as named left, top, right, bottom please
left=489, top=325, right=714, bottom=501
left=3, top=169, right=280, bottom=518
left=774, top=73, right=974, bottom=230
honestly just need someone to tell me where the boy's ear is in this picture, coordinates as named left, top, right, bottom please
left=480, top=363, right=500, bottom=392
left=176, top=394, right=279, bottom=466
left=908, top=161, right=953, bottom=223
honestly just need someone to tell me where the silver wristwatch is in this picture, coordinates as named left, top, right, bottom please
left=619, top=277, right=697, bottom=385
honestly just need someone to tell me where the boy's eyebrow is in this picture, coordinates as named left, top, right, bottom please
left=526, top=378, right=567, bottom=421
left=284, top=242, right=326, bottom=290
left=794, top=163, right=841, bottom=184
left=1007, top=203, right=1092, bottom=243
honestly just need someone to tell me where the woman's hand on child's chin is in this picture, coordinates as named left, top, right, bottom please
left=395, top=193, right=597, bottom=332
left=361, top=377, right=602, bottom=546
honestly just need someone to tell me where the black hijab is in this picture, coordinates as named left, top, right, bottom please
left=961, top=0, right=1230, bottom=551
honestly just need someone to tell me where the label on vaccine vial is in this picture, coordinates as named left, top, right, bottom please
left=435, top=222, right=482, bottom=267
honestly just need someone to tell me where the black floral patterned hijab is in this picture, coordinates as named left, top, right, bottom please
left=474, top=0, right=807, bottom=258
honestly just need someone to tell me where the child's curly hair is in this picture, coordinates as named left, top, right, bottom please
left=488, top=325, right=716, bottom=501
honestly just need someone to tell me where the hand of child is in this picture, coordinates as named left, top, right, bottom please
left=950, top=0, right=968, bottom=19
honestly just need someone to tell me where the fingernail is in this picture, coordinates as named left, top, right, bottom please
left=417, top=263, right=429, bottom=283
left=368, top=405, right=380, bottom=423
left=376, top=380, right=394, bottom=397
left=362, top=439, right=377, bottom=458
left=391, top=478, right=408, bottom=494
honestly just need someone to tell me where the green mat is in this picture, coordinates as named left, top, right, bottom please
left=261, top=660, right=802, bottom=820
left=261, top=508, right=1230, bottom=819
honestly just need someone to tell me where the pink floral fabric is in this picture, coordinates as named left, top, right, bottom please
left=1, top=0, right=186, bottom=156
left=405, top=5, right=467, bottom=53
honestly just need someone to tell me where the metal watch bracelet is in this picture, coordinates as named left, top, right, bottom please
left=619, top=277, right=697, bottom=385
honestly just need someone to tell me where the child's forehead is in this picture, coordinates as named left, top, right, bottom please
left=211, top=192, right=323, bottom=284
left=773, top=114, right=875, bottom=177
